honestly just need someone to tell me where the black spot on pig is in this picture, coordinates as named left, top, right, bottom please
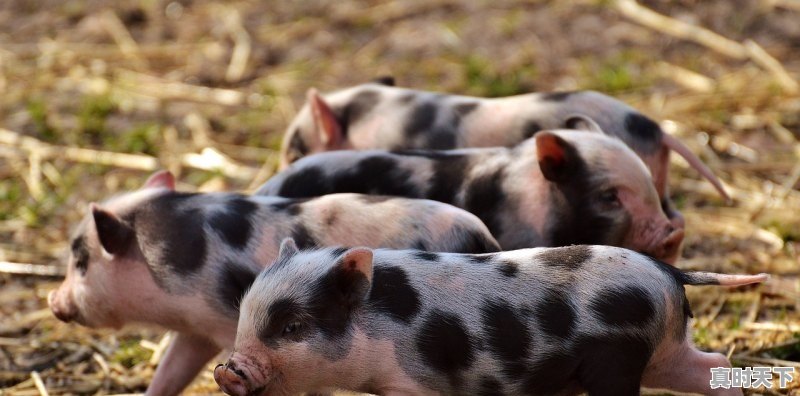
left=454, top=102, right=479, bottom=118
left=258, top=298, right=305, bottom=344
left=330, top=247, right=348, bottom=258
left=277, top=166, right=329, bottom=198
left=427, top=154, right=468, bottom=203
left=208, top=197, right=258, bottom=249
left=464, top=167, right=507, bottom=239
left=623, top=112, right=662, bottom=153
left=417, top=310, right=475, bottom=387
left=574, top=335, right=651, bottom=395
left=269, top=200, right=303, bottom=216
left=334, top=156, right=419, bottom=197
left=540, top=91, right=575, bottom=102
left=522, top=351, right=578, bottom=395
left=340, top=89, right=380, bottom=131
left=404, top=102, right=438, bottom=138
left=307, top=259, right=371, bottom=339
left=589, top=285, right=655, bottom=327
left=70, top=235, right=90, bottom=275
left=481, top=300, right=530, bottom=379
left=291, top=224, right=317, bottom=250
left=368, top=266, right=421, bottom=323
left=522, top=120, right=542, bottom=139
left=414, top=251, right=440, bottom=262
left=216, top=262, right=257, bottom=314
left=135, top=192, right=207, bottom=276
left=538, top=245, right=591, bottom=269
left=425, top=129, right=457, bottom=150
left=478, top=376, right=504, bottom=396
left=535, top=289, right=576, bottom=338
left=371, top=76, right=395, bottom=86
left=497, top=260, right=519, bottom=277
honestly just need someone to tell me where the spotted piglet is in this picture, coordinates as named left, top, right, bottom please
left=259, top=130, right=685, bottom=263
left=280, top=82, right=731, bottom=227
left=47, top=171, right=499, bottom=396
left=216, top=239, right=765, bottom=396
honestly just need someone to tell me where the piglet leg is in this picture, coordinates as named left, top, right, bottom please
left=643, top=341, right=743, bottom=396
left=146, top=332, right=221, bottom=396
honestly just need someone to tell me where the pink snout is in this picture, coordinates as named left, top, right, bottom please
left=651, top=227, right=685, bottom=265
left=48, top=289, right=77, bottom=323
left=214, top=359, right=268, bottom=396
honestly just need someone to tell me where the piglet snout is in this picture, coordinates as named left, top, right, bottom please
left=214, top=362, right=251, bottom=396
left=48, top=290, right=76, bottom=323
left=655, top=227, right=685, bottom=265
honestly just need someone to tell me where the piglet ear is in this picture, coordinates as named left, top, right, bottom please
left=564, top=114, right=604, bottom=134
left=143, top=170, right=176, bottom=190
left=91, top=204, right=135, bottom=256
left=277, top=238, right=299, bottom=259
left=331, top=248, right=374, bottom=306
left=536, top=132, right=580, bottom=183
left=307, top=88, right=343, bottom=149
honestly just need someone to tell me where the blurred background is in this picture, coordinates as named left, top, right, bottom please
left=1, top=0, right=798, bottom=394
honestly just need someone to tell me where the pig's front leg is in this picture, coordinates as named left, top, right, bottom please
left=146, top=332, right=221, bottom=396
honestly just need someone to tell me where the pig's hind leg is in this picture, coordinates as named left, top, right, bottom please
left=641, top=340, right=743, bottom=396
left=575, top=337, right=650, bottom=396
left=146, top=332, right=222, bottom=396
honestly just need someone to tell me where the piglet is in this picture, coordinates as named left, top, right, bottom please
left=259, top=130, right=685, bottom=263
left=279, top=82, right=731, bottom=227
left=48, top=171, right=499, bottom=396
left=216, top=238, right=766, bottom=396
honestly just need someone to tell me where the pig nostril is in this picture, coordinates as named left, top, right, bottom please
left=233, top=368, right=246, bottom=379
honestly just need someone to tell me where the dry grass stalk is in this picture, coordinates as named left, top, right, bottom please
left=30, top=371, right=49, bottom=396
left=614, top=0, right=749, bottom=59
left=0, top=262, right=64, bottom=277
left=101, top=10, right=148, bottom=71
left=743, top=40, right=800, bottom=95
left=115, top=69, right=250, bottom=107
left=657, top=62, right=716, bottom=93
left=223, top=9, right=252, bottom=83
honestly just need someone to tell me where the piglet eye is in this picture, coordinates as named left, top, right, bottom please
left=599, top=188, right=620, bottom=207
left=283, top=321, right=300, bottom=336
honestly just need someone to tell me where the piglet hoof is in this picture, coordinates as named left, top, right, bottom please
left=214, top=363, right=249, bottom=396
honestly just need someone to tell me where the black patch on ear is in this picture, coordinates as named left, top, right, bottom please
left=497, top=260, right=519, bottom=277
left=208, top=197, right=258, bottom=249
left=540, top=91, right=575, bottom=102
left=258, top=298, right=305, bottom=345
left=307, top=259, right=371, bottom=338
left=70, top=235, right=90, bottom=275
left=427, top=154, right=469, bottom=203
left=535, top=288, right=576, bottom=338
left=452, top=227, right=501, bottom=254
left=481, top=300, right=530, bottom=379
left=464, top=166, right=507, bottom=239
left=537, top=245, right=592, bottom=269
left=291, top=223, right=317, bottom=250
left=478, top=376, right=504, bottom=396
left=368, top=265, right=420, bottom=323
left=216, top=262, right=257, bottom=314
left=134, top=192, right=208, bottom=275
left=417, top=310, right=475, bottom=388
left=276, top=166, right=329, bottom=198
left=589, top=285, right=655, bottom=327
left=371, top=76, right=395, bottom=86
left=454, top=102, right=479, bottom=117
left=522, top=120, right=542, bottom=139
left=538, top=135, right=582, bottom=183
left=339, top=89, right=381, bottom=132
left=93, top=210, right=134, bottom=256
left=414, top=251, right=440, bottom=262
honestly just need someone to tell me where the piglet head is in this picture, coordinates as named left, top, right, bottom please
left=536, top=131, right=684, bottom=264
left=279, top=89, right=349, bottom=169
left=219, top=239, right=374, bottom=394
left=48, top=171, right=175, bottom=327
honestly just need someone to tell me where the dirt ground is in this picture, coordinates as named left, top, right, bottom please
left=1, top=0, right=799, bottom=395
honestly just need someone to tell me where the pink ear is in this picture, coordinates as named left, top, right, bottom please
left=536, top=132, right=577, bottom=182
left=338, top=248, right=374, bottom=284
left=307, top=88, right=343, bottom=148
left=143, top=170, right=175, bottom=190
